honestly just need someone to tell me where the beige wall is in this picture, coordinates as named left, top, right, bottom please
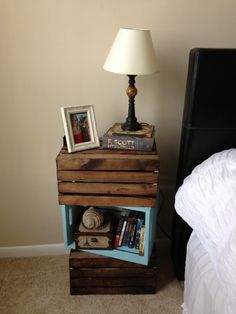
left=0, top=0, right=236, bottom=246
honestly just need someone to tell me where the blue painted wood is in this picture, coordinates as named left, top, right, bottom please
left=60, top=205, right=79, bottom=250
left=60, top=201, right=159, bottom=265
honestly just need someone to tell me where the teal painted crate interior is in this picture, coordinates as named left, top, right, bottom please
left=60, top=204, right=158, bottom=265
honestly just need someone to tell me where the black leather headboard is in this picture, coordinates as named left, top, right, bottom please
left=172, top=48, right=236, bottom=280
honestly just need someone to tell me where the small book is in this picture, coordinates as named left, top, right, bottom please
left=107, top=123, right=154, bottom=138
left=126, top=216, right=136, bottom=246
left=113, top=209, right=130, bottom=248
left=118, top=215, right=128, bottom=246
left=122, top=214, right=133, bottom=246
left=134, top=214, right=145, bottom=249
left=139, top=226, right=145, bottom=256
left=128, top=215, right=138, bottom=248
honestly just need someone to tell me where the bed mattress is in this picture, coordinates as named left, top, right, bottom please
left=182, top=231, right=228, bottom=314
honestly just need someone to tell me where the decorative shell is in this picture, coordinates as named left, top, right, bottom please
left=82, top=207, right=104, bottom=230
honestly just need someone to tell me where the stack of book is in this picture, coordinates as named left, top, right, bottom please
left=102, top=122, right=155, bottom=152
left=113, top=209, right=145, bottom=256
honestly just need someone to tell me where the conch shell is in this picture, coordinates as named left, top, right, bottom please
left=82, top=207, right=104, bottom=229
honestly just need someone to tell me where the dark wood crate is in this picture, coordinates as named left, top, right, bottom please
left=56, top=146, right=159, bottom=207
left=69, top=249, right=158, bottom=295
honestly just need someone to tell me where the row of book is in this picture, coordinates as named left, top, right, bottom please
left=113, top=209, right=145, bottom=256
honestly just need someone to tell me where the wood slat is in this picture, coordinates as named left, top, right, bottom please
left=57, top=170, right=158, bottom=183
left=56, top=146, right=159, bottom=171
left=70, top=267, right=156, bottom=278
left=69, top=249, right=158, bottom=295
left=59, top=145, right=159, bottom=158
left=57, top=157, right=158, bottom=171
left=70, top=286, right=157, bottom=295
left=58, top=182, right=157, bottom=196
left=59, top=195, right=156, bottom=207
left=69, top=248, right=158, bottom=268
left=70, top=277, right=155, bottom=287
left=70, top=251, right=145, bottom=268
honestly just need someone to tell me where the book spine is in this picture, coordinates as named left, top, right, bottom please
left=113, top=215, right=125, bottom=248
left=134, top=215, right=145, bottom=249
left=118, top=216, right=128, bottom=246
left=139, top=226, right=145, bottom=256
left=126, top=217, right=135, bottom=246
left=102, top=135, right=154, bottom=151
left=122, top=216, right=133, bottom=246
left=128, top=217, right=137, bottom=248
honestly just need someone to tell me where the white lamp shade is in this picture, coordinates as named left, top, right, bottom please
left=103, top=28, right=158, bottom=75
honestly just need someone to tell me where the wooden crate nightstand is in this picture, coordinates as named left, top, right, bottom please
left=56, top=145, right=160, bottom=293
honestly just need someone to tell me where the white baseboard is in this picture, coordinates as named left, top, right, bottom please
left=0, top=243, right=69, bottom=258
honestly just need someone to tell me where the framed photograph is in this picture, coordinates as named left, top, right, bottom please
left=61, top=105, right=100, bottom=153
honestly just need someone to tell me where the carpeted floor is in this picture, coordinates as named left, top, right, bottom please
left=0, top=239, right=183, bottom=314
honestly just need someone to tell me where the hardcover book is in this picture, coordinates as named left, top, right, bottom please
left=122, top=215, right=133, bottom=246
left=128, top=216, right=137, bottom=248
left=102, top=123, right=155, bottom=152
left=134, top=213, right=145, bottom=249
left=139, top=226, right=145, bottom=256
left=107, top=123, right=154, bottom=138
left=113, top=209, right=130, bottom=248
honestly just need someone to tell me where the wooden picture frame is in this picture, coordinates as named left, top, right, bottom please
left=61, top=105, right=100, bottom=153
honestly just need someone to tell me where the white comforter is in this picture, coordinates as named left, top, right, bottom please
left=183, top=231, right=228, bottom=314
left=175, top=149, right=236, bottom=314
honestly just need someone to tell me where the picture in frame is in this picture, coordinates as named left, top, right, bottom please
left=61, top=105, right=100, bottom=153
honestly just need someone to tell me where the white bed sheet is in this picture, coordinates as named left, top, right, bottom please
left=182, top=231, right=228, bottom=314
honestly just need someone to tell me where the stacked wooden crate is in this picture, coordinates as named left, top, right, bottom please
left=56, top=145, right=159, bottom=294
left=56, top=145, right=159, bottom=207
left=70, top=249, right=158, bottom=295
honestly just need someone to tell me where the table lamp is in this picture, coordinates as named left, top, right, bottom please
left=103, top=28, right=158, bottom=131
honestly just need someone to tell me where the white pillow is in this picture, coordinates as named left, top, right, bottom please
left=175, top=148, right=236, bottom=310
